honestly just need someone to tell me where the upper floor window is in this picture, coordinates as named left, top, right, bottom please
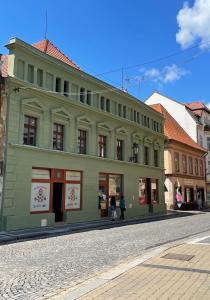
left=174, top=152, right=180, bottom=172
left=116, top=139, right=123, bottom=160
left=100, top=96, right=105, bottom=110
left=106, top=99, right=110, bottom=112
left=99, top=135, right=107, bottom=158
left=37, top=69, right=43, bottom=87
left=154, top=149, right=159, bottom=167
left=144, top=146, right=149, bottom=165
left=23, top=116, right=37, bottom=146
left=123, top=105, right=126, bottom=118
left=147, top=117, right=150, bottom=128
left=64, top=81, right=69, bottom=97
left=189, top=157, right=193, bottom=174
left=87, top=91, right=92, bottom=105
left=137, top=112, right=140, bottom=124
left=207, top=137, right=210, bottom=151
left=134, top=110, right=137, bottom=122
left=208, top=161, right=210, bottom=174
left=55, top=77, right=61, bottom=93
left=78, top=129, right=87, bottom=154
left=118, top=104, right=122, bottom=117
left=199, top=159, right=204, bottom=176
left=53, top=123, right=64, bottom=151
left=195, top=158, right=199, bottom=175
left=182, top=155, right=187, bottom=173
left=80, top=87, right=85, bottom=103
left=27, top=64, right=34, bottom=83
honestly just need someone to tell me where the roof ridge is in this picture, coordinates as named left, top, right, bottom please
left=46, top=39, right=79, bottom=68
left=150, top=103, right=206, bottom=152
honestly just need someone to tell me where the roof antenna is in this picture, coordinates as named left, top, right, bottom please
left=44, top=10, right=48, bottom=40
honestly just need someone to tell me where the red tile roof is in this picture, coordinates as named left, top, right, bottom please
left=150, top=103, right=206, bottom=152
left=33, top=39, right=79, bottom=69
left=185, top=101, right=206, bottom=110
left=0, top=55, right=8, bottom=77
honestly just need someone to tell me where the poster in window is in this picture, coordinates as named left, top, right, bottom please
left=30, top=182, right=50, bottom=212
left=65, top=183, right=81, bottom=209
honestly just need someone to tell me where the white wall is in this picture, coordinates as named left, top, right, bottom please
left=146, top=92, right=198, bottom=142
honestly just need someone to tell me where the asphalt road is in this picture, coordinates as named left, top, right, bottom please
left=1, top=212, right=210, bottom=299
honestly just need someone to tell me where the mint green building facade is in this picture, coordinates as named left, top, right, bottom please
left=1, top=38, right=165, bottom=231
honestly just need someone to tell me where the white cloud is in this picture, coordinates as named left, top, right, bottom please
left=139, top=64, right=188, bottom=85
left=176, top=0, right=210, bottom=49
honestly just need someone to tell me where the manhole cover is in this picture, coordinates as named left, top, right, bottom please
left=161, top=253, right=194, bottom=261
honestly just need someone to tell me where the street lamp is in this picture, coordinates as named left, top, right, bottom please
left=129, top=143, right=139, bottom=163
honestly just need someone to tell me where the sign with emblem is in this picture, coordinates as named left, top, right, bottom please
left=30, top=183, right=50, bottom=212
left=65, top=183, right=81, bottom=209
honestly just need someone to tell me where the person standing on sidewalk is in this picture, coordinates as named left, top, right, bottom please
left=110, top=196, right=117, bottom=220
left=120, top=195, right=126, bottom=220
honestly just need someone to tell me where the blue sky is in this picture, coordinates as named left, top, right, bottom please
left=1, top=0, right=210, bottom=104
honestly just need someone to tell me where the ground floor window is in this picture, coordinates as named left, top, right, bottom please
left=98, top=173, right=123, bottom=217
left=139, top=178, right=159, bottom=205
left=30, top=168, right=82, bottom=221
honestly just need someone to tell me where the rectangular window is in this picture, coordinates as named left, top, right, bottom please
left=123, top=105, right=126, bottom=118
left=46, top=72, right=53, bottom=91
left=37, top=69, right=43, bottom=87
left=151, top=179, right=158, bottom=204
left=134, top=110, right=137, bottom=122
left=64, top=81, right=69, bottom=97
left=144, top=147, right=149, bottom=165
left=118, top=104, right=122, bottom=117
left=182, top=155, right=187, bottom=173
left=195, top=158, right=199, bottom=175
left=106, top=99, right=110, bottom=112
left=17, top=59, right=25, bottom=80
left=27, top=64, right=34, bottom=83
left=87, top=90, right=92, bottom=105
left=100, top=96, right=105, bottom=110
left=154, top=149, right=159, bottom=167
left=98, top=135, right=107, bottom=158
left=189, top=157, right=193, bottom=174
left=56, top=77, right=61, bottom=92
left=207, top=137, right=210, bottom=151
left=153, top=121, right=157, bottom=131
left=208, top=161, right=210, bottom=174
left=116, top=139, right=123, bottom=160
left=23, top=115, right=37, bottom=146
left=147, top=117, right=150, bottom=128
left=137, top=112, right=140, bottom=124
left=174, top=152, right=179, bottom=172
left=199, top=159, right=204, bottom=176
left=139, top=178, right=146, bottom=205
left=80, top=87, right=85, bottom=103
left=53, top=123, right=64, bottom=151
left=78, top=130, right=87, bottom=154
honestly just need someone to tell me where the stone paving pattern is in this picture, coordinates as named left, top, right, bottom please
left=0, top=212, right=210, bottom=299
left=79, top=243, right=210, bottom=300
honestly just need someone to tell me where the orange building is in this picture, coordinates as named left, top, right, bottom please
left=151, top=104, right=206, bottom=210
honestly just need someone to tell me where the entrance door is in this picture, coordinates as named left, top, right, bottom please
left=53, top=183, right=63, bottom=222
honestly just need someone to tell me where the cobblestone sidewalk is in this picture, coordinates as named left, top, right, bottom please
left=51, top=236, right=210, bottom=300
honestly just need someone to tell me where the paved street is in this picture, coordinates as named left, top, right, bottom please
left=1, top=212, right=210, bottom=299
